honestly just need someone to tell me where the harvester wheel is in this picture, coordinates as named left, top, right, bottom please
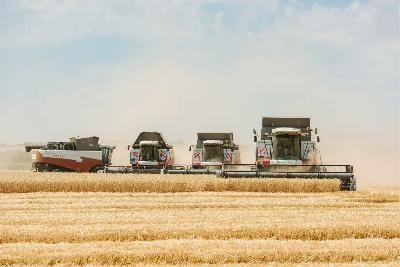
left=64, top=143, right=73, bottom=150
left=350, top=177, right=357, bottom=191
left=90, top=166, right=104, bottom=173
left=36, top=163, right=45, bottom=172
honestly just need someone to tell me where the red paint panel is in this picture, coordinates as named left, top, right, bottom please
left=34, top=151, right=103, bottom=172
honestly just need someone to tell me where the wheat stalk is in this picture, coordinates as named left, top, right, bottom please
left=0, top=171, right=341, bottom=193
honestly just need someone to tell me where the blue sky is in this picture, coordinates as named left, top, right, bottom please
left=0, top=0, right=398, bottom=185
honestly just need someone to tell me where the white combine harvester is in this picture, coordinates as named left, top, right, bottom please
left=104, top=132, right=176, bottom=174
left=166, top=132, right=241, bottom=174
left=218, top=117, right=356, bottom=191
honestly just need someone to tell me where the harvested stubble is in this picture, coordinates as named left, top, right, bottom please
left=0, top=171, right=341, bottom=193
left=1, top=239, right=399, bottom=265
left=0, top=191, right=399, bottom=243
left=347, top=189, right=400, bottom=203
left=1, top=171, right=399, bottom=265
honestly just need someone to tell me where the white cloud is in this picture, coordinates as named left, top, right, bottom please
left=0, top=0, right=284, bottom=47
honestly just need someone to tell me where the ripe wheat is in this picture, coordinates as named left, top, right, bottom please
left=0, top=239, right=399, bottom=265
left=0, top=171, right=341, bottom=193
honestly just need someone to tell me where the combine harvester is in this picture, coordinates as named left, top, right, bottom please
left=105, top=132, right=177, bottom=173
left=167, top=132, right=241, bottom=174
left=106, top=132, right=241, bottom=174
left=23, top=120, right=356, bottom=191
left=25, top=136, right=115, bottom=172
left=218, top=117, right=356, bottom=191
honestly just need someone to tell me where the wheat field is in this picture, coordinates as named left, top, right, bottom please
left=0, top=171, right=399, bottom=265
left=0, top=170, right=341, bottom=193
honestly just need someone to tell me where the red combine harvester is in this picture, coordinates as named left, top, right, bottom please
left=25, top=136, right=115, bottom=172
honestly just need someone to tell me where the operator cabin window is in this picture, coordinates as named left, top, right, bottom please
left=273, top=135, right=300, bottom=160
left=141, top=146, right=156, bottom=161
left=204, top=145, right=222, bottom=162
left=102, top=148, right=106, bottom=160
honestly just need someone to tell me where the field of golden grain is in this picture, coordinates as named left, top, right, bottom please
left=0, top=170, right=341, bottom=193
left=0, top=171, right=399, bottom=265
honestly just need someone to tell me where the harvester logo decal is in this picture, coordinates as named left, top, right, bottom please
left=258, top=146, right=271, bottom=158
left=192, top=149, right=202, bottom=163
left=130, top=149, right=140, bottom=164
left=258, top=147, right=267, bottom=156
left=223, top=149, right=233, bottom=162
left=301, top=141, right=315, bottom=160
left=159, top=149, right=168, bottom=162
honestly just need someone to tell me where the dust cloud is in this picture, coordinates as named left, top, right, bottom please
left=2, top=139, right=399, bottom=189
left=0, top=145, right=31, bottom=170
left=1, top=60, right=398, bottom=188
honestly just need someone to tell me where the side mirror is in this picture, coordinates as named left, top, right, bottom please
left=127, top=145, right=131, bottom=150
left=189, top=146, right=192, bottom=151
left=253, top=136, right=257, bottom=142
left=315, top=128, right=318, bottom=135
left=317, top=136, right=320, bottom=142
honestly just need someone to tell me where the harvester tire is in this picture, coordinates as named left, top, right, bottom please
left=350, top=177, right=357, bottom=191
left=90, top=166, right=104, bottom=173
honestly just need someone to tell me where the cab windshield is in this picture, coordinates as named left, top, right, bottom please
left=101, top=148, right=112, bottom=164
left=140, top=145, right=157, bottom=161
left=203, top=145, right=222, bottom=162
left=272, top=134, right=300, bottom=160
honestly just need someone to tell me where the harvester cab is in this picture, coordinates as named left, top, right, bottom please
left=203, top=140, right=224, bottom=163
left=190, top=133, right=240, bottom=169
left=100, top=145, right=114, bottom=165
left=129, top=132, right=174, bottom=168
left=25, top=136, right=115, bottom=172
left=254, top=118, right=319, bottom=168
